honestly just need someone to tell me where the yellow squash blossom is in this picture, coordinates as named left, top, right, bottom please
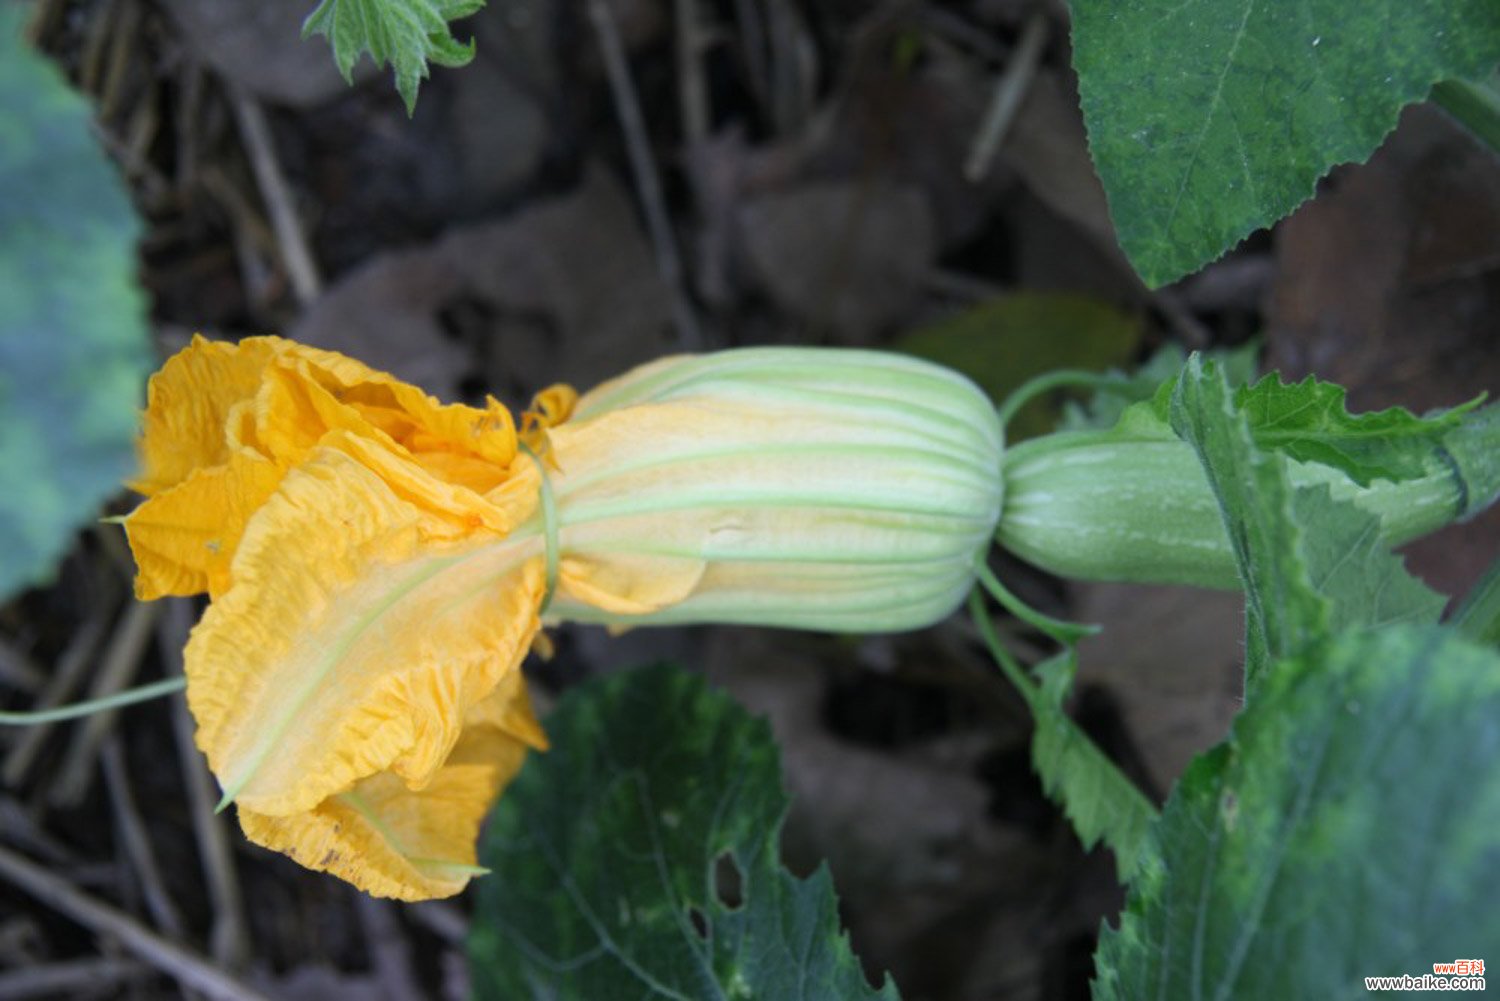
left=125, top=336, right=1003, bottom=900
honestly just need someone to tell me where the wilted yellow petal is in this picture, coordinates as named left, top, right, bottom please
left=520, top=383, right=580, bottom=460
left=246, top=359, right=375, bottom=460
left=186, top=445, right=548, bottom=818
left=315, top=429, right=521, bottom=535
left=283, top=346, right=519, bottom=470
left=525, top=384, right=578, bottom=429
left=557, top=553, right=705, bottom=616
left=249, top=359, right=518, bottom=492
left=133, top=335, right=285, bottom=495
left=137, top=332, right=520, bottom=489
left=130, top=337, right=533, bottom=598
left=237, top=673, right=544, bottom=901
left=123, top=451, right=282, bottom=599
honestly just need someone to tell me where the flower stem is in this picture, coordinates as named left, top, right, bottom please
left=994, top=369, right=1122, bottom=432
left=967, top=589, right=1039, bottom=709
left=973, top=559, right=1100, bottom=644
left=0, top=677, right=186, bottom=725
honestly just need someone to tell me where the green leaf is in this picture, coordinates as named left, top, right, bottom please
left=1431, top=71, right=1500, bottom=155
left=470, top=663, right=898, bottom=1001
left=1168, top=357, right=1449, bottom=686
left=1145, top=369, right=1483, bottom=486
left=301, top=0, right=483, bottom=114
left=1451, top=553, right=1500, bottom=648
left=1235, top=373, right=1482, bottom=487
left=1071, top=0, right=1500, bottom=286
left=1029, top=654, right=1157, bottom=881
left=968, top=598, right=1156, bottom=882
left=1059, top=341, right=1259, bottom=432
left=1440, top=401, right=1500, bottom=518
left=1168, top=356, right=1327, bottom=684
left=0, top=10, right=150, bottom=601
left=896, top=293, right=1141, bottom=440
left=1093, top=625, right=1500, bottom=1000
left=1290, top=484, right=1446, bottom=634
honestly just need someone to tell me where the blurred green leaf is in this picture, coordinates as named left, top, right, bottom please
left=896, top=293, right=1141, bottom=440
left=1072, top=0, right=1500, bottom=286
left=470, top=663, right=898, bottom=1001
left=302, top=0, right=483, bottom=114
left=0, top=9, right=150, bottom=601
left=1094, top=625, right=1500, bottom=1000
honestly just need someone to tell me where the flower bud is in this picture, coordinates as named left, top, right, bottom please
left=538, top=348, right=1006, bottom=631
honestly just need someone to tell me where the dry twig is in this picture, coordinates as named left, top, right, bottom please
left=0, top=845, right=272, bottom=1001
left=0, top=639, right=44, bottom=696
left=3, top=606, right=115, bottom=786
left=1151, top=286, right=1212, bottom=348
left=964, top=10, right=1050, bottom=182
left=0, top=956, right=152, bottom=999
left=101, top=736, right=186, bottom=938
left=22, top=0, right=67, bottom=44
left=386, top=882, right=471, bottom=999
left=919, top=4, right=1011, bottom=64
left=97, top=0, right=140, bottom=121
left=355, top=896, right=424, bottom=1001
left=586, top=0, right=704, bottom=350
left=160, top=599, right=250, bottom=971
left=730, top=0, right=770, bottom=111
left=407, top=902, right=468, bottom=945
left=0, top=794, right=82, bottom=868
left=78, top=0, right=118, bottom=96
left=199, top=167, right=278, bottom=307
left=763, top=0, right=816, bottom=134
left=229, top=88, right=322, bottom=306
left=51, top=600, right=161, bottom=808
left=675, top=0, right=709, bottom=145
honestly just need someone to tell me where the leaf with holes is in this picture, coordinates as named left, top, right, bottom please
left=1093, top=625, right=1500, bottom=999
left=469, top=663, right=898, bottom=1000
left=1071, top=0, right=1500, bottom=286
left=0, top=10, right=150, bottom=601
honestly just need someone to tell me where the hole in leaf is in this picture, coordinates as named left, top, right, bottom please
left=686, top=905, right=709, bottom=940
left=713, top=851, right=743, bottom=910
